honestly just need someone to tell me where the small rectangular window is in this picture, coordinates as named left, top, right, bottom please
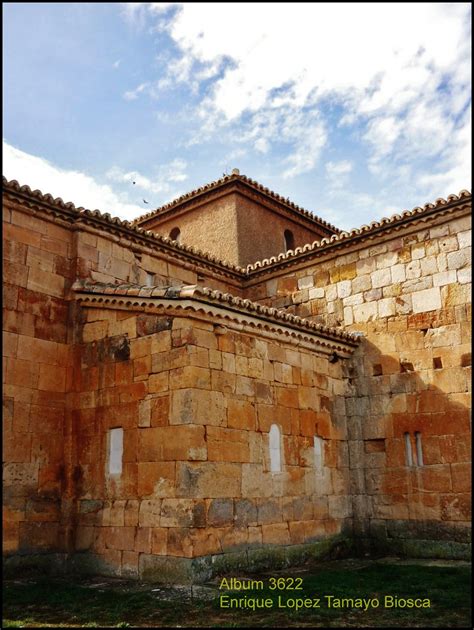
left=314, top=436, right=324, bottom=473
left=145, top=272, right=155, bottom=287
left=269, top=424, right=281, bottom=473
left=108, top=427, right=123, bottom=475
left=415, top=431, right=423, bottom=467
left=404, top=432, right=413, bottom=467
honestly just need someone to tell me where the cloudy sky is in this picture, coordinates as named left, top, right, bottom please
left=3, top=2, right=471, bottom=229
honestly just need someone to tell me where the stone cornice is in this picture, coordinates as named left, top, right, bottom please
left=72, top=280, right=360, bottom=353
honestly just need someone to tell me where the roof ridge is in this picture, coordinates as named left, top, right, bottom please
left=245, top=190, right=472, bottom=273
left=131, top=171, right=340, bottom=233
left=72, top=279, right=359, bottom=345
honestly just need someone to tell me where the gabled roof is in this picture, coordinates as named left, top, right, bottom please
left=132, top=170, right=340, bottom=235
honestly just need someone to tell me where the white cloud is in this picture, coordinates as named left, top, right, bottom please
left=123, top=82, right=150, bottom=100
left=326, top=161, right=353, bottom=176
left=122, top=2, right=470, bottom=188
left=3, top=140, right=144, bottom=221
left=106, top=158, right=188, bottom=192
left=325, top=160, right=353, bottom=190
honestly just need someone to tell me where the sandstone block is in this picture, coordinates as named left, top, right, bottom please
left=447, top=248, right=470, bottom=270
left=138, top=462, right=175, bottom=497
left=170, top=389, right=226, bottom=426
left=176, top=462, right=241, bottom=498
left=412, top=287, right=441, bottom=313
left=227, top=399, right=256, bottom=430
left=138, top=425, right=206, bottom=462
left=353, top=302, right=377, bottom=323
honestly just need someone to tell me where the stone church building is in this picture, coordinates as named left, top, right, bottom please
left=3, top=171, right=471, bottom=583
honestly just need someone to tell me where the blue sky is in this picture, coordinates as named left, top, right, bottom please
left=3, top=2, right=471, bottom=230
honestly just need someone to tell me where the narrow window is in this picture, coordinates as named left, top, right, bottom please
left=314, top=435, right=324, bottom=473
left=169, top=227, right=181, bottom=243
left=145, top=271, right=155, bottom=287
left=415, top=432, right=423, bottom=467
left=284, top=229, right=295, bottom=252
left=404, top=432, right=413, bottom=467
left=108, top=427, right=123, bottom=475
left=269, top=424, right=281, bottom=472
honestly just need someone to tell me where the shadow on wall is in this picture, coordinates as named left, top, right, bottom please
left=346, top=339, right=471, bottom=559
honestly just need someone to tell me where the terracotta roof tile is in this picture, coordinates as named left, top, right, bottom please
left=132, top=171, right=340, bottom=233
left=4, top=176, right=470, bottom=276
left=2, top=177, right=246, bottom=274
left=245, top=190, right=472, bottom=273
left=72, top=279, right=360, bottom=346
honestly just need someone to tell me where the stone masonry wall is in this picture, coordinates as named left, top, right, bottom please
left=74, top=224, right=241, bottom=296
left=2, top=197, right=239, bottom=569
left=3, top=199, right=74, bottom=560
left=245, top=210, right=471, bottom=557
left=71, top=305, right=351, bottom=580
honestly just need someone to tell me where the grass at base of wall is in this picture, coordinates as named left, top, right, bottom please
left=3, top=559, right=471, bottom=628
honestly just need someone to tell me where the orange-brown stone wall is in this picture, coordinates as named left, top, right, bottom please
left=71, top=307, right=350, bottom=576
left=74, top=226, right=240, bottom=295
left=2, top=198, right=237, bottom=567
left=3, top=200, right=74, bottom=558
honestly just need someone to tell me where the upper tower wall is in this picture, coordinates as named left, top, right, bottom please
left=134, top=171, right=338, bottom=267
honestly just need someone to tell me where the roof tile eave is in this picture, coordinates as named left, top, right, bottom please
left=131, top=172, right=341, bottom=233
left=2, top=177, right=246, bottom=276
left=245, top=189, right=472, bottom=274
left=72, top=280, right=360, bottom=346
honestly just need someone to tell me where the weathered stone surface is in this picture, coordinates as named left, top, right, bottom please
left=2, top=177, right=471, bottom=580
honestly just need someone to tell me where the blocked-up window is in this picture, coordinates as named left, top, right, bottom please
left=314, top=435, right=324, bottom=473
left=269, top=424, right=281, bottom=472
left=415, top=431, right=424, bottom=466
left=145, top=271, right=155, bottom=287
left=108, top=427, right=123, bottom=475
left=404, top=432, right=413, bottom=467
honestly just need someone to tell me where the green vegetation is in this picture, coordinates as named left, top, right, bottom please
left=3, top=560, right=471, bottom=627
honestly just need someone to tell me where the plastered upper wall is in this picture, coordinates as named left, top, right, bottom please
left=143, top=191, right=330, bottom=268
left=235, top=194, right=329, bottom=267
left=142, top=193, right=240, bottom=266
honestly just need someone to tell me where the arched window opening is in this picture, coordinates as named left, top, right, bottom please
left=314, top=435, right=324, bottom=473
left=169, top=227, right=181, bottom=243
left=284, top=229, right=295, bottom=252
left=269, top=424, right=281, bottom=472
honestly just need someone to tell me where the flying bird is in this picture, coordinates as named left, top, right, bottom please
left=142, top=199, right=149, bottom=204
left=132, top=181, right=136, bottom=185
